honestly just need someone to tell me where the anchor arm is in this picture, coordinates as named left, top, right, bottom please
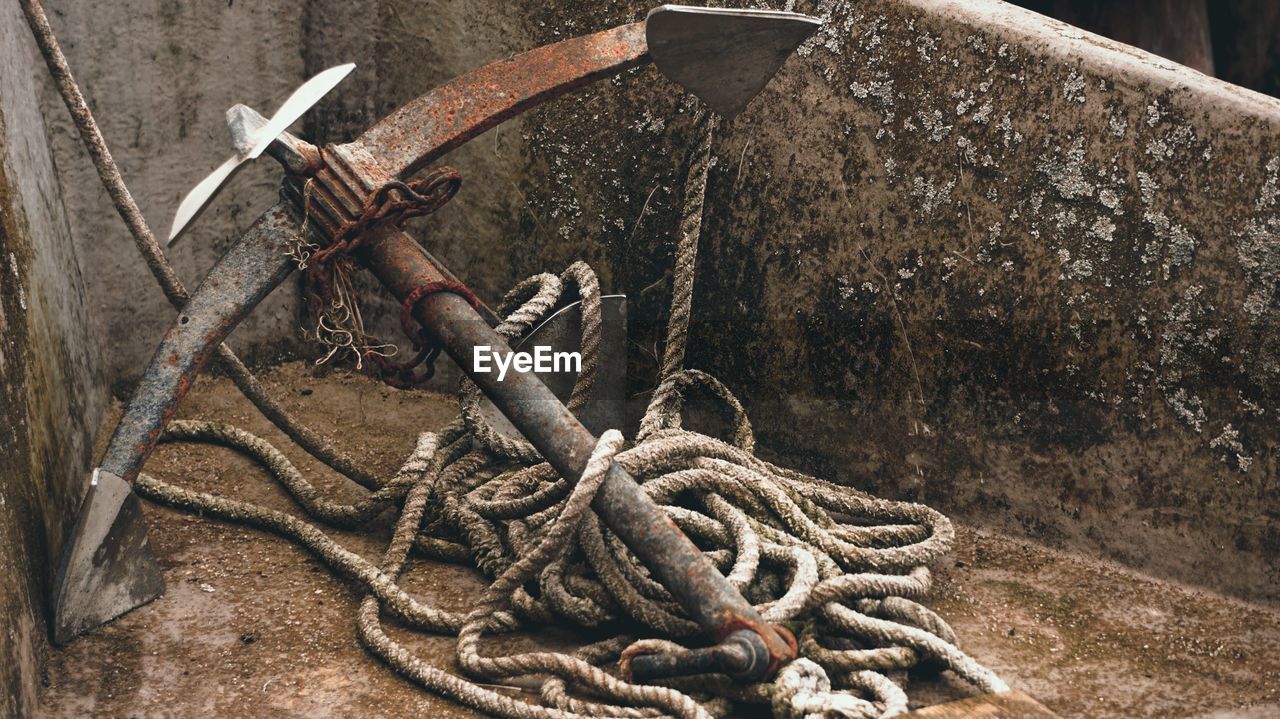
left=290, top=5, right=821, bottom=240
left=53, top=202, right=302, bottom=643
left=101, top=203, right=303, bottom=483
left=357, top=22, right=650, bottom=179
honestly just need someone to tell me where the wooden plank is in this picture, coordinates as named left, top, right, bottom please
left=904, top=691, right=1061, bottom=718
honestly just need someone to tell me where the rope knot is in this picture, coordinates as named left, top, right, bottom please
left=296, top=165, right=464, bottom=385
left=771, top=659, right=879, bottom=719
left=311, top=165, right=462, bottom=266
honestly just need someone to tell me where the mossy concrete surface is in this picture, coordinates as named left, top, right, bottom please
left=0, top=0, right=108, bottom=714
left=705, top=0, right=1280, bottom=604
left=499, top=0, right=1280, bottom=603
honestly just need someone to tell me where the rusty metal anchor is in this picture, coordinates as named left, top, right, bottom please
left=52, top=4, right=820, bottom=683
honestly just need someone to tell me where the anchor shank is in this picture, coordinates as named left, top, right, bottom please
left=358, top=224, right=797, bottom=680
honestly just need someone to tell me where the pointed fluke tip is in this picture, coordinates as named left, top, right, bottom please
left=646, top=4, right=822, bottom=118
left=51, top=469, right=164, bottom=644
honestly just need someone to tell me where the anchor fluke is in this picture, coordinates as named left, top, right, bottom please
left=645, top=5, right=821, bottom=118
left=52, top=469, right=164, bottom=645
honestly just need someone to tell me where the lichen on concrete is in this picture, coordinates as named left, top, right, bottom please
left=499, top=0, right=1280, bottom=603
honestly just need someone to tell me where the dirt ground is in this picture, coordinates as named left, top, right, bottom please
left=38, top=362, right=1280, bottom=718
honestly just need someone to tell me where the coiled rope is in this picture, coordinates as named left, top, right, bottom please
left=134, top=112, right=1007, bottom=717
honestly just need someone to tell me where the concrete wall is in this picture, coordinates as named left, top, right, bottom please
left=670, top=0, right=1278, bottom=601
left=30, top=0, right=1280, bottom=617
left=487, top=0, right=1279, bottom=604
left=0, top=1, right=108, bottom=713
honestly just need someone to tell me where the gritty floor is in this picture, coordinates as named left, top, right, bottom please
left=38, top=362, right=1280, bottom=718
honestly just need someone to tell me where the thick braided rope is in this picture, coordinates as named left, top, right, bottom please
left=640, top=112, right=721, bottom=443
left=129, top=112, right=1005, bottom=718
left=659, top=112, right=718, bottom=381
left=138, top=296, right=1004, bottom=717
